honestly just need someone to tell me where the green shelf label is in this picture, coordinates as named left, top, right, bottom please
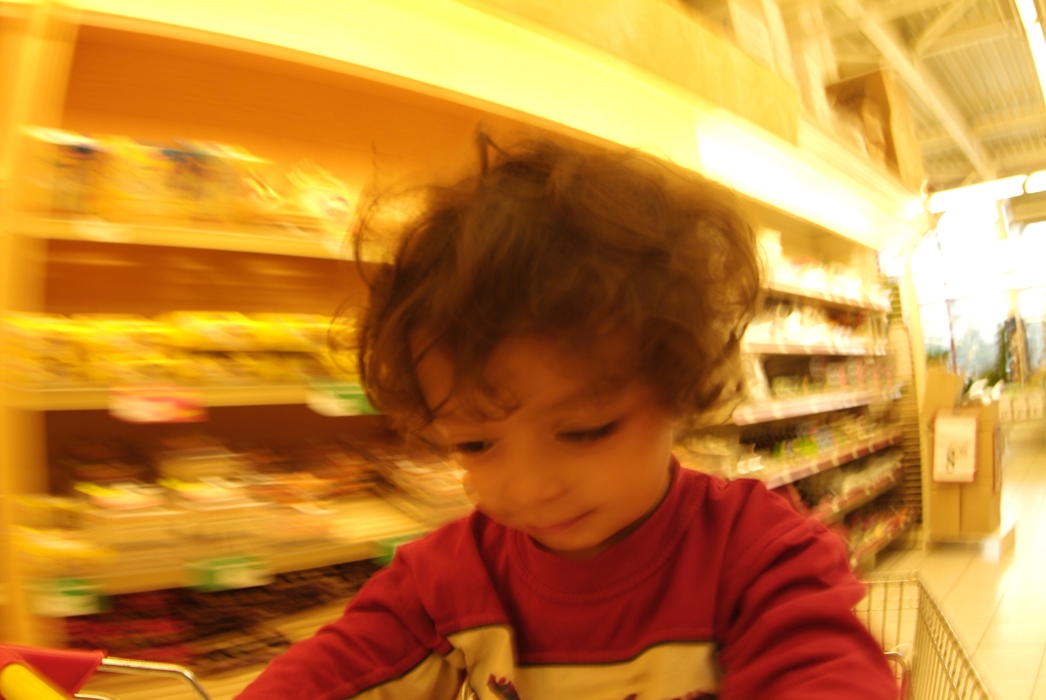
left=186, top=556, right=273, bottom=592
left=307, top=381, right=380, bottom=416
left=29, top=578, right=105, bottom=617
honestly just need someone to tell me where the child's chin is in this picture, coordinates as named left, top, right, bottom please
left=530, top=534, right=609, bottom=559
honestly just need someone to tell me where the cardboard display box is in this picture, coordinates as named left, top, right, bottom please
left=927, top=405, right=1002, bottom=538
left=825, top=69, right=925, bottom=192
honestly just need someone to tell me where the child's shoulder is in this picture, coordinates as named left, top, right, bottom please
left=676, top=465, right=815, bottom=538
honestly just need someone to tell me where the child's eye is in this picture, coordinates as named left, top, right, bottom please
left=454, top=441, right=493, bottom=455
left=558, top=420, right=620, bottom=443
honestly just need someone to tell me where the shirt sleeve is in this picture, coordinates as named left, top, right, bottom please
left=713, top=482, right=898, bottom=700
left=233, top=553, right=461, bottom=700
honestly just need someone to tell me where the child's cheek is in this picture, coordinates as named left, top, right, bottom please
left=461, top=471, right=480, bottom=505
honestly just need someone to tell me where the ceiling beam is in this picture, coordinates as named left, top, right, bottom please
left=922, top=18, right=1020, bottom=56
left=921, top=112, right=1046, bottom=151
left=833, top=50, right=885, bottom=64
left=830, top=0, right=994, bottom=178
left=871, top=0, right=957, bottom=21
left=913, top=0, right=981, bottom=55
left=927, top=146, right=1046, bottom=182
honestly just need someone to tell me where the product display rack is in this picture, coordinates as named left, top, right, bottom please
left=101, top=495, right=425, bottom=596
left=731, top=386, right=902, bottom=425
left=764, top=280, right=892, bottom=313
left=847, top=510, right=917, bottom=569
left=740, top=339, right=886, bottom=357
left=0, top=1, right=926, bottom=688
left=3, top=383, right=315, bottom=412
left=14, top=216, right=352, bottom=260
left=811, top=461, right=905, bottom=525
left=754, top=427, right=904, bottom=490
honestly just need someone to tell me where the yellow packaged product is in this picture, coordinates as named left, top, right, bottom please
left=94, top=136, right=184, bottom=222
left=19, top=126, right=103, bottom=216
left=70, top=314, right=169, bottom=353
left=250, top=313, right=330, bottom=352
left=176, top=140, right=274, bottom=223
left=156, top=311, right=263, bottom=352
left=2, top=313, right=87, bottom=382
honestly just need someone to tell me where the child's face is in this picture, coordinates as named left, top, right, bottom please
left=416, top=336, right=676, bottom=559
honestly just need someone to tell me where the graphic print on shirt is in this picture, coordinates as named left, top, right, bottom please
left=485, top=674, right=714, bottom=700
left=448, top=625, right=719, bottom=699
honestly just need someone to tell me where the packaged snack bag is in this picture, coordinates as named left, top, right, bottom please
left=20, top=126, right=103, bottom=215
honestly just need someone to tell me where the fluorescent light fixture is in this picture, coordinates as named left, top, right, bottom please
left=925, top=176, right=1027, bottom=213
left=1025, top=169, right=1046, bottom=193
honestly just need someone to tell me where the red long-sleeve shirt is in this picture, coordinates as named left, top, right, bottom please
left=236, top=462, right=897, bottom=699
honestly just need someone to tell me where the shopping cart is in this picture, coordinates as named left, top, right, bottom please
left=0, top=645, right=211, bottom=700
left=0, top=572, right=992, bottom=700
left=857, top=572, right=994, bottom=700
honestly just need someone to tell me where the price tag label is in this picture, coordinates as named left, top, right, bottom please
left=29, top=578, right=105, bottom=617
left=109, top=386, right=206, bottom=423
left=307, top=381, right=379, bottom=417
left=186, top=556, right=273, bottom=592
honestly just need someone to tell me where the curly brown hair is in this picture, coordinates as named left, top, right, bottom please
left=345, top=135, right=761, bottom=434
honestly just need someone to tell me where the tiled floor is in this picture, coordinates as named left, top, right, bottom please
left=874, top=422, right=1046, bottom=700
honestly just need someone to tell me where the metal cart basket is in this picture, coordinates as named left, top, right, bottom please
left=1, top=572, right=993, bottom=700
left=857, top=572, right=994, bottom=700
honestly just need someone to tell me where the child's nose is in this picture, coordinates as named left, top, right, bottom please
left=505, top=460, right=567, bottom=507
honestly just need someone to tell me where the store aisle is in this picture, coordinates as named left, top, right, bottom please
left=875, top=422, right=1046, bottom=700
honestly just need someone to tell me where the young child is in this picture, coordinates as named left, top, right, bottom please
left=235, top=136, right=898, bottom=699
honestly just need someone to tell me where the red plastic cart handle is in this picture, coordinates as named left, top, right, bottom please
left=0, top=645, right=104, bottom=696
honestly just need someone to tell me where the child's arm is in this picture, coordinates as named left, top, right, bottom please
left=233, top=555, right=460, bottom=700
left=714, top=483, right=898, bottom=700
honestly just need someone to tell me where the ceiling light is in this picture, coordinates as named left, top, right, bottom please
left=1025, top=169, right=1046, bottom=193
left=925, top=176, right=1027, bottom=213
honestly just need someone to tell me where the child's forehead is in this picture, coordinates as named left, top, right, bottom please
left=415, top=335, right=639, bottom=420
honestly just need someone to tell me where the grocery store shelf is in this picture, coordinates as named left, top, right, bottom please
left=103, top=495, right=426, bottom=596
left=811, top=463, right=904, bottom=525
left=849, top=511, right=916, bottom=569
left=81, top=602, right=344, bottom=700
left=731, top=385, right=902, bottom=426
left=3, top=383, right=312, bottom=411
left=765, top=281, right=891, bottom=313
left=16, top=216, right=349, bottom=260
left=758, top=428, right=904, bottom=490
left=741, top=338, right=886, bottom=357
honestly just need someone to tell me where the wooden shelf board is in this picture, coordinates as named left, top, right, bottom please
left=103, top=495, right=425, bottom=596
left=812, top=465, right=904, bottom=525
left=742, top=339, right=886, bottom=357
left=849, top=513, right=916, bottom=568
left=732, top=385, right=902, bottom=426
left=758, top=428, right=904, bottom=490
left=765, top=281, right=891, bottom=313
left=16, top=217, right=350, bottom=260
left=4, top=383, right=312, bottom=411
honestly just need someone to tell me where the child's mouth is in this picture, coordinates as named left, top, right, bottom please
left=527, top=511, right=591, bottom=535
